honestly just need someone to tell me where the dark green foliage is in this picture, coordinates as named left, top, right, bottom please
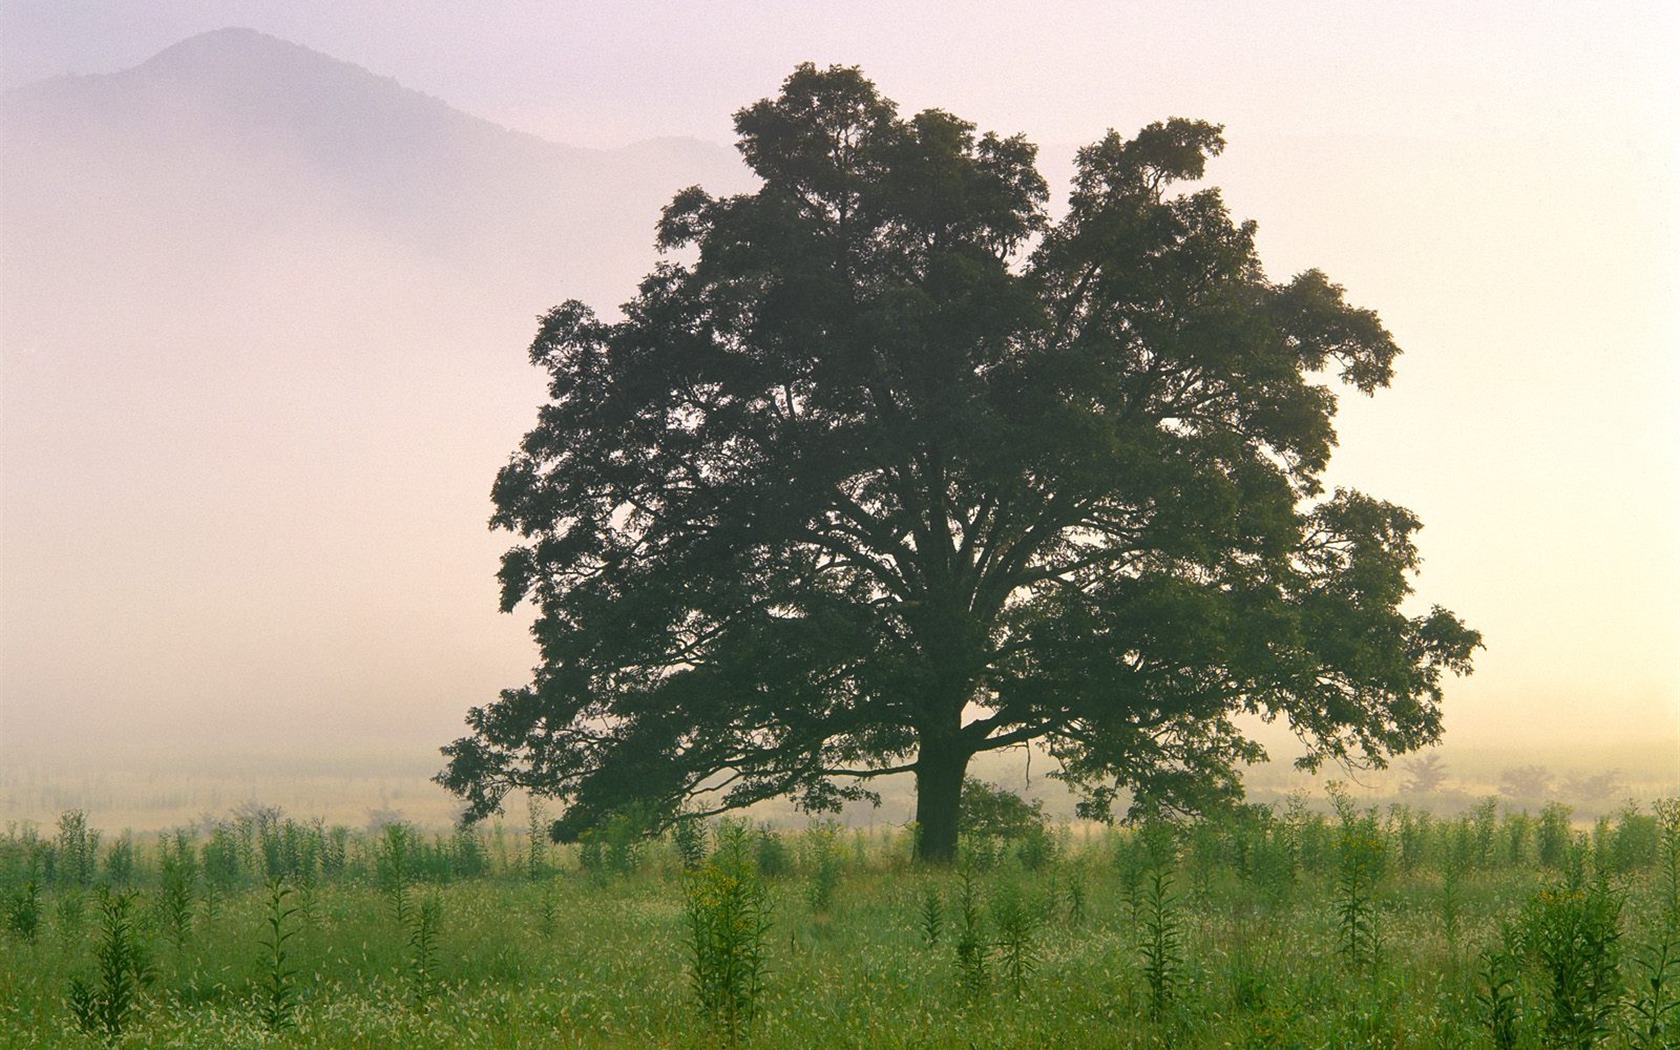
left=953, top=866, right=989, bottom=998
left=576, top=831, right=603, bottom=875
left=0, top=821, right=46, bottom=884
left=1236, top=808, right=1299, bottom=907
left=155, top=829, right=196, bottom=951
left=322, top=822, right=350, bottom=879
left=684, top=823, right=771, bottom=1044
left=1539, top=802, right=1573, bottom=869
left=1470, top=796, right=1500, bottom=870
left=1331, top=787, right=1386, bottom=973
left=6, top=878, right=41, bottom=943
left=440, top=63, right=1480, bottom=864
left=1502, top=809, right=1533, bottom=868
left=377, top=822, right=415, bottom=924
left=1016, top=824, right=1059, bottom=872
left=917, top=881, right=944, bottom=946
left=1113, top=827, right=1150, bottom=924
left=1139, top=864, right=1184, bottom=1015
left=1607, top=801, right=1660, bottom=875
left=525, top=797, right=548, bottom=881
left=407, top=894, right=443, bottom=1005
left=67, top=887, right=154, bottom=1042
left=1291, top=797, right=1336, bottom=875
left=959, top=778, right=1048, bottom=842
left=537, top=875, right=560, bottom=935
left=250, top=807, right=296, bottom=881
left=672, top=814, right=709, bottom=871
left=449, top=823, right=490, bottom=879
left=754, top=824, right=790, bottom=878
left=1501, top=856, right=1625, bottom=1049
left=989, top=880, right=1041, bottom=998
left=104, top=832, right=136, bottom=887
left=56, top=809, right=100, bottom=888
left=804, top=819, right=843, bottom=914
left=960, top=832, right=1003, bottom=873
left=0, top=798, right=1672, bottom=1046
left=1475, top=936, right=1522, bottom=1050
left=1062, top=869, right=1088, bottom=926
left=1659, top=798, right=1680, bottom=930
left=1626, top=938, right=1679, bottom=1050
left=957, top=778, right=1060, bottom=872
left=1181, top=818, right=1222, bottom=906
left=55, top=887, right=87, bottom=945
left=255, top=877, right=300, bottom=1031
left=1440, top=851, right=1462, bottom=956
left=200, top=821, right=243, bottom=914
left=576, top=806, right=655, bottom=877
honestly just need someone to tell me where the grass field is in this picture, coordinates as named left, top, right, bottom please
left=2, top=792, right=1676, bottom=1048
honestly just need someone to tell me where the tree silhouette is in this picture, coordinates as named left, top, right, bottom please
left=1401, top=753, right=1449, bottom=795
left=439, top=65, right=1480, bottom=862
left=1498, top=765, right=1555, bottom=804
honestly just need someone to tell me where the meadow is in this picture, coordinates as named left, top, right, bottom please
left=1, top=789, right=1676, bottom=1049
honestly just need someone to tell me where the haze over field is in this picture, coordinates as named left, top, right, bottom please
left=2, top=3, right=1676, bottom=825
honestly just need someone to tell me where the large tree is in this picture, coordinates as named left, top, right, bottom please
left=439, top=65, right=1480, bottom=862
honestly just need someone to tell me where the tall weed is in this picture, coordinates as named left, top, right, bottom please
left=684, top=823, right=771, bottom=1043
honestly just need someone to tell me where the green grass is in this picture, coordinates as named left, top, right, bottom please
left=0, top=799, right=1675, bottom=1048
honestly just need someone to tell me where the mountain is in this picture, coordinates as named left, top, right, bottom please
left=2, top=26, right=747, bottom=295
left=0, top=29, right=752, bottom=755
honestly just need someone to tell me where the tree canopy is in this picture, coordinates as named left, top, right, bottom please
left=439, top=64, right=1480, bottom=862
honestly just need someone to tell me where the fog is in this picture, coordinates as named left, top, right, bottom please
left=2, top=5, right=1675, bottom=826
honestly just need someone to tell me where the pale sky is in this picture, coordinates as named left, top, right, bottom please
left=2, top=2, right=1676, bottom=774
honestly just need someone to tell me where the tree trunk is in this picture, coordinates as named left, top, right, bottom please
left=913, top=738, right=968, bottom=865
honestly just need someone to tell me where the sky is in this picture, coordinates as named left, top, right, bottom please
left=2, top=1, right=1677, bottom=787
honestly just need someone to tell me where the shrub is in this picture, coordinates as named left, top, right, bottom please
left=255, top=877, right=300, bottom=1031
left=1606, top=801, right=1659, bottom=874
left=1475, top=934, right=1522, bottom=1050
left=525, top=797, right=549, bottom=881
left=56, top=810, right=100, bottom=889
left=990, top=880, right=1042, bottom=998
left=1139, top=863, right=1184, bottom=1016
left=55, top=888, right=87, bottom=946
left=68, top=888, right=154, bottom=1042
left=804, top=820, right=842, bottom=915
left=1470, top=796, right=1500, bottom=870
left=1331, top=785, right=1386, bottom=974
left=684, top=824, right=771, bottom=1043
left=753, top=824, right=789, bottom=879
left=407, top=894, right=443, bottom=1005
left=377, top=822, right=415, bottom=924
left=1519, top=858, right=1624, bottom=1048
left=1538, top=802, right=1573, bottom=869
left=6, top=878, right=41, bottom=944
left=1626, top=938, right=1678, bottom=1050
left=672, top=814, right=709, bottom=871
left=579, top=806, right=655, bottom=877
left=960, top=778, right=1047, bottom=842
left=917, top=881, right=944, bottom=947
left=450, top=824, right=490, bottom=880
left=103, top=833, right=135, bottom=887
left=155, top=830, right=196, bottom=951
left=953, top=866, right=989, bottom=999
left=1016, top=822, right=1060, bottom=872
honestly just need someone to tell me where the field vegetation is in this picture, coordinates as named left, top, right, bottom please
left=2, top=788, right=1676, bottom=1048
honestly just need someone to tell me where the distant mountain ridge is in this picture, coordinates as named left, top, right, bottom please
left=6, top=26, right=646, bottom=163
left=0, top=30, right=751, bottom=750
left=2, top=27, right=748, bottom=277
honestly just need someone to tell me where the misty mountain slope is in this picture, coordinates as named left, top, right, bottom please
left=2, top=26, right=750, bottom=290
left=0, top=30, right=752, bottom=751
